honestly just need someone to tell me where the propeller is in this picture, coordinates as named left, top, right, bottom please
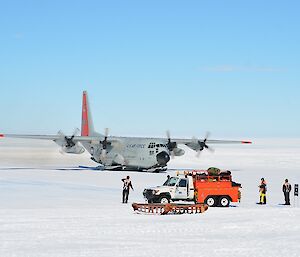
left=100, top=128, right=110, bottom=160
left=57, top=128, right=80, bottom=154
left=195, top=132, right=214, bottom=157
left=166, top=130, right=177, bottom=158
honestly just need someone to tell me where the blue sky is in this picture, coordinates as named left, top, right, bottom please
left=0, top=0, right=299, bottom=138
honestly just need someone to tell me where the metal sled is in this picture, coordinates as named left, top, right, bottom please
left=132, top=203, right=208, bottom=215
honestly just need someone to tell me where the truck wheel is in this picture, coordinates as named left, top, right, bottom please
left=205, top=196, right=216, bottom=207
left=219, top=196, right=230, bottom=207
left=159, top=196, right=170, bottom=204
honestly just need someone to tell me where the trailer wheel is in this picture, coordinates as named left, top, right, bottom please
left=159, top=195, right=170, bottom=204
left=205, top=196, right=216, bottom=207
left=219, top=196, right=230, bottom=207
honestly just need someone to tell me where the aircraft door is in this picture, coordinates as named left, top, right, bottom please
left=174, top=179, right=188, bottom=199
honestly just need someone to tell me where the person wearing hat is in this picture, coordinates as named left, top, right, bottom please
left=258, top=178, right=267, bottom=204
left=121, top=175, right=134, bottom=203
left=282, top=179, right=292, bottom=205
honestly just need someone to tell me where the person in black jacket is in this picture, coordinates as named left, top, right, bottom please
left=121, top=176, right=134, bottom=203
left=282, top=179, right=292, bottom=205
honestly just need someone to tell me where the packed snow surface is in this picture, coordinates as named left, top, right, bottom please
left=0, top=138, right=300, bottom=257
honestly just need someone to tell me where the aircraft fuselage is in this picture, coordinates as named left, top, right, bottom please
left=85, top=137, right=171, bottom=171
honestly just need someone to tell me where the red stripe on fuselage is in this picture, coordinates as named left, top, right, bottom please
left=0, top=134, right=4, bottom=137
left=81, top=92, right=89, bottom=136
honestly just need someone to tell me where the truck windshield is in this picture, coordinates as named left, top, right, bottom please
left=163, top=177, right=178, bottom=186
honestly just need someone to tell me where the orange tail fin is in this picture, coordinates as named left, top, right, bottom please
left=81, top=91, right=95, bottom=136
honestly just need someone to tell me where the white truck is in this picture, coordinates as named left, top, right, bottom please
left=143, top=175, right=195, bottom=204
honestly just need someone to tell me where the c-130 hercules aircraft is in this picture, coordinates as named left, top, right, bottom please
left=0, top=91, right=251, bottom=172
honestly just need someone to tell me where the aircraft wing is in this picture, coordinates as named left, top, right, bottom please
left=171, top=138, right=252, bottom=151
left=0, top=134, right=100, bottom=142
left=0, top=133, right=125, bottom=146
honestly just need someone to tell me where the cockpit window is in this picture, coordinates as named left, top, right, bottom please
left=163, top=177, right=178, bottom=186
left=148, top=142, right=156, bottom=148
left=148, top=143, right=167, bottom=149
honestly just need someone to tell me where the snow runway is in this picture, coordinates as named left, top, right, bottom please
left=1, top=207, right=299, bottom=257
left=0, top=139, right=299, bottom=257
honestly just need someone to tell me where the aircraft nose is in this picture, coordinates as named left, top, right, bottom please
left=156, top=151, right=170, bottom=166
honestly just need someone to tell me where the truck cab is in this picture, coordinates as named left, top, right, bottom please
left=143, top=175, right=195, bottom=203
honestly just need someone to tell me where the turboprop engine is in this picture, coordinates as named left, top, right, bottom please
left=166, top=130, right=185, bottom=157
left=61, top=144, right=85, bottom=154
left=173, top=147, right=185, bottom=156
left=55, top=129, right=85, bottom=154
left=113, top=153, right=126, bottom=165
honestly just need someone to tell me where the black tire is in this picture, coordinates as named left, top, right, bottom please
left=218, top=196, right=230, bottom=207
left=159, top=195, right=170, bottom=204
left=205, top=196, right=217, bottom=207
